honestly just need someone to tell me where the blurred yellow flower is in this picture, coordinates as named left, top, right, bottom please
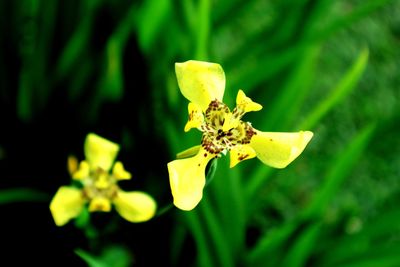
left=168, top=60, right=313, bottom=211
left=50, top=133, right=157, bottom=226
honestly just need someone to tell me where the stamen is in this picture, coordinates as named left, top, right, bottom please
left=200, top=99, right=258, bottom=155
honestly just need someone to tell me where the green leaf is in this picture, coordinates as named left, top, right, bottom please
left=338, top=256, right=400, bottom=267
left=199, top=202, right=234, bottom=267
left=298, top=48, right=369, bottom=129
left=245, top=45, right=321, bottom=204
left=180, top=159, right=235, bottom=267
left=17, top=71, right=32, bottom=122
left=320, top=209, right=400, bottom=266
left=99, top=245, right=133, bottom=267
left=0, top=188, right=49, bottom=205
left=194, top=0, right=211, bottom=60
left=262, top=44, right=321, bottom=131
left=75, top=249, right=107, bottom=267
left=281, top=222, right=322, bottom=267
left=183, top=211, right=216, bottom=267
left=247, top=122, right=376, bottom=266
left=322, top=243, right=400, bottom=267
left=301, top=122, right=377, bottom=219
left=310, top=0, right=394, bottom=43
left=55, top=16, right=92, bottom=80
left=137, top=0, right=171, bottom=53
left=205, top=158, right=217, bottom=186
left=74, top=206, right=90, bottom=229
left=75, top=246, right=132, bottom=267
left=227, top=45, right=301, bottom=95
left=246, top=222, right=297, bottom=266
left=98, top=38, right=124, bottom=102
left=211, top=157, right=246, bottom=257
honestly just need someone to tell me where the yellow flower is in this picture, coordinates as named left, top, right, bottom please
left=50, top=133, right=157, bottom=226
left=168, top=60, right=314, bottom=211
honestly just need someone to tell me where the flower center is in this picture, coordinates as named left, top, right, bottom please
left=82, top=167, right=119, bottom=202
left=200, top=100, right=256, bottom=155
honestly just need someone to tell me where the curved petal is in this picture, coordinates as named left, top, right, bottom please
left=236, top=89, right=262, bottom=113
left=112, top=161, right=132, bottom=180
left=184, top=102, right=204, bottom=132
left=167, top=148, right=214, bottom=210
left=249, top=130, right=313, bottom=168
left=222, top=112, right=240, bottom=132
left=67, top=155, right=79, bottom=175
left=175, top=60, right=225, bottom=111
left=88, top=197, right=112, bottom=212
left=229, top=144, right=256, bottom=168
left=113, top=191, right=157, bottom=223
left=72, top=160, right=90, bottom=180
left=94, top=173, right=111, bottom=189
left=84, top=133, right=120, bottom=172
left=49, top=186, right=85, bottom=226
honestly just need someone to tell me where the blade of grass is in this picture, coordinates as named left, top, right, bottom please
left=281, top=222, right=322, bottom=267
left=301, top=122, right=377, bottom=219
left=96, top=1, right=137, bottom=101
left=75, top=249, right=107, bottom=267
left=195, top=0, right=211, bottom=60
left=247, top=122, right=376, bottom=266
left=199, top=201, right=235, bottom=267
left=298, top=47, right=369, bottom=129
left=180, top=0, right=196, bottom=36
left=221, top=0, right=308, bottom=69
left=261, top=45, right=321, bottom=131
left=225, top=0, right=381, bottom=98
left=309, top=0, right=394, bottom=43
left=227, top=44, right=302, bottom=95
left=320, top=208, right=400, bottom=266
left=246, top=222, right=298, bottom=266
left=245, top=166, right=275, bottom=208
left=170, top=222, right=188, bottom=266
left=55, top=4, right=97, bottom=80
left=183, top=211, right=216, bottom=267
left=99, top=245, right=133, bottom=267
left=337, top=256, right=400, bottom=267
left=137, top=0, right=171, bottom=54
left=211, top=157, right=246, bottom=258
left=245, top=47, right=369, bottom=216
left=213, top=0, right=246, bottom=25
left=0, top=188, right=49, bottom=204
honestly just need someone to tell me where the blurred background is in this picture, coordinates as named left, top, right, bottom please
left=0, top=0, right=399, bottom=266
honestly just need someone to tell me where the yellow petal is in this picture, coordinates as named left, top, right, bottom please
left=249, top=130, right=313, bottom=168
left=175, top=60, right=225, bottom=111
left=113, top=190, right=157, bottom=223
left=94, top=173, right=111, bottom=189
left=229, top=144, right=256, bottom=168
left=67, top=155, right=79, bottom=175
left=222, top=112, right=239, bottom=132
left=84, top=133, right=120, bottom=172
left=236, top=89, right=262, bottom=113
left=72, top=160, right=90, bottom=180
left=184, top=102, right=204, bottom=132
left=112, top=161, right=132, bottom=180
left=49, top=186, right=85, bottom=226
left=167, top=148, right=214, bottom=211
left=88, top=197, right=112, bottom=212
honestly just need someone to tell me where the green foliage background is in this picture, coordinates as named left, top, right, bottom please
left=0, top=0, right=399, bottom=266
